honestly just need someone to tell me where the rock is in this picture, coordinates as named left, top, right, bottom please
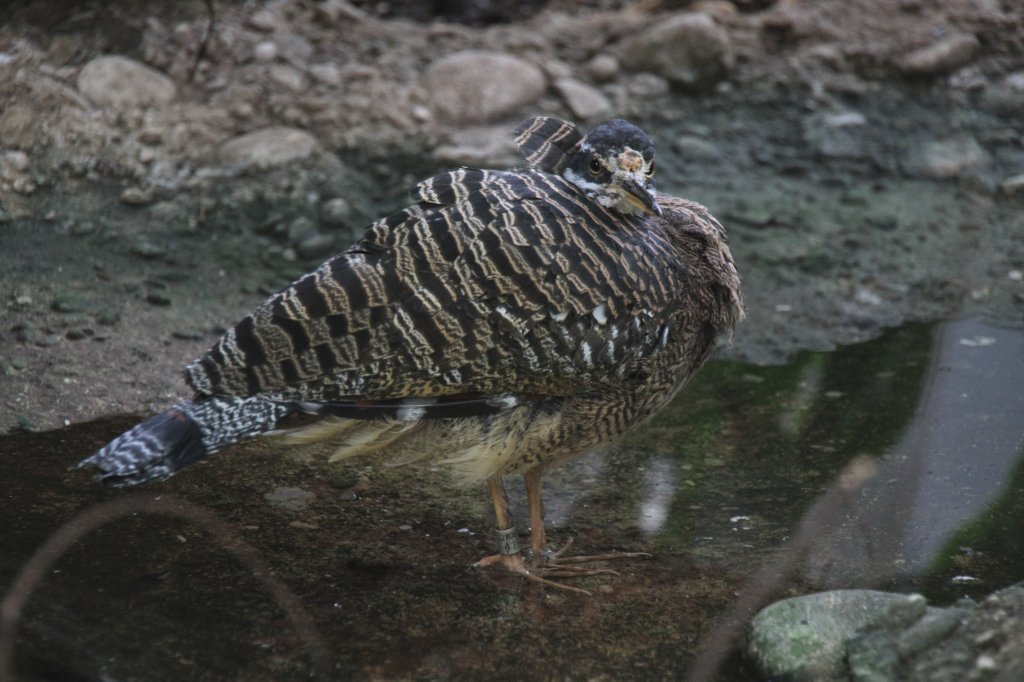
left=747, top=590, right=929, bottom=681
left=269, top=64, right=307, bottom=92
left=248, top=9, right=278, bottom=32
left=309, top=62, right=342, bottom=86
left=554, top=78, right=612, bottom=120
left=119, top=186, right=153, bottom=205
left=911, top=134, right=989, bottom=179
left=625, top=73, right=670, bottom=97
left=587, top=54, right=620, bottom=83
left=0, top=105, right=39, bottom=150
left=1000, top=174, right=1024, bottom=197
left=145, top=292, right=172, bottom=307
left=320, top=197, right=352, bottom=226
left=315, top=0, right=370, bottom=25
left=897, top=33, right=980, bottom=77
left=296, top=232, right=336, bottom=260
left=980, top=72, right=1024, bottom=115
left=217, top=126, right=317, bottom=169
left=674, top=134, right=721, bottom=161
left=424, top=51, right=547, bottom=125
left=3, top=150, right=29, bottom=171
left=617, top=12, right=733, bottom=91
left=130, top=238, right=167, bottom=259
left=432, top=125, right=518, bottom=168
left=51, top=294, right=93, bottom=314
left=253, top=40, right=279, bottom=62
left=77, top=56, right=176, bottom=109
left=286, top=217, right=318, bottom=246
left=264, top=486, right=315, bottom=511
left=803, top=110, right=870, bottom=159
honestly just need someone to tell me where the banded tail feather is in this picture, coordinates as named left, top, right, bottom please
left=79, top=397, right=293, bottom=485
left=513, top=116, right=583, bottom=174
left=79, top=392, right=531, bottom=485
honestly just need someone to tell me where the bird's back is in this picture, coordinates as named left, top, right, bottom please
left=185, top=167, right=697, bottom=408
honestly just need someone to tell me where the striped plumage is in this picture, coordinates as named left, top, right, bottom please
left=80, top=116, right=743, bottom=589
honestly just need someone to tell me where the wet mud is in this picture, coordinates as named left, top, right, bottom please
left=2, top=318, right=1022, bottom=680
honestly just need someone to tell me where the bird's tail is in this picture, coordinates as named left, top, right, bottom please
left=78, top=397, right=291, bottom=486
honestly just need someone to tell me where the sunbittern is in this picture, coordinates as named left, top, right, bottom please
left=80, top=116, right=743, bottom=592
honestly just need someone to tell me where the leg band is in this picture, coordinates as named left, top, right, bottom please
left=495, top=526, right=521, bottom=555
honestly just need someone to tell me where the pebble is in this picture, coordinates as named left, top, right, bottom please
left=587, top=54, right=620, bottom=83
left=617, top=13, right=733, bottom=91
left=674, top=134, right=721, bottom=161
left=554, top=78, right=612, bottom=120
left=95, top=309, right=121, bottom=326
left=51, top=294, right=92, bottom=313
left=65, top=328, right=94, bottom=341
left=217, top=126, right=317, bottom=169
left=999, top=174, right=1024, bottom=197
left=145, top=292, right=172, bottom=306
left=980, top=72, right=1024, bottom=115
left=320, top=197, right=351, bottom=226
left=898, top=33, right=979, bottom=77
left=269, top=64, right=307, bottom=92
left=309, top=62, right=342, bottom=86
left=36, top=333, right=62, bottom=348
left=264, top=486, right=315, bottom=511
left=296, top=232, right=335, bottom=260
left=423, top=50, right=547, bottom=125
left=0, top=105, right=38, bottom=150
left=912, top=135, right=989, bottom=179
left=3, top=150, right=29, bottom=171
left=119, top=186, right=153, bottom=205
left=253, top=40, right=279, bottom=62
left=248, top=9, right=278, bottom=32
left=286, top=216, right=316, bottom=244
left=131, top=239, right=167, bottom=259
left=77, top=56, right=176, bottom=109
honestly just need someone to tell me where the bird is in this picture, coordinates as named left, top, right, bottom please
left=79, top=115, right=744, bottom=592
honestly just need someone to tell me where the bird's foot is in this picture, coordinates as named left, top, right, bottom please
left=531, top=537, right=651, bottom=579
left=475, top=538, right=650, bottom=595
left=475, top=551, right=594, bottom=594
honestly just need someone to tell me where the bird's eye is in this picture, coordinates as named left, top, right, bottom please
left=588, top=157, right=602, bottom=177
left=645, top=160, right=656, bottom=177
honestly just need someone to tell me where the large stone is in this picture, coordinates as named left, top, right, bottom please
left=897, top=33, right=979, bottom=77
left=554, top=78, right=612, bottom=120
left=617, top=12, right=733, bottom=91
left=747, top=590, right=929, bottom=681
left=217, top=126, right=317, bottom=169
left=77, top=56, right=176, bottom=109
left=424, top=50, right=547, bottom=125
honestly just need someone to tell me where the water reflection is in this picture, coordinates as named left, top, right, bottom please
left=804, top=318, right=1024, bottom=595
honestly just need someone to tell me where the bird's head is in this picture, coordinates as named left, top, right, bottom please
left=563, top=119, right=661, bottom=217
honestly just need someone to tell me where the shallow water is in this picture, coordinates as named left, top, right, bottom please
left=1, top=317, right=1022, bottom=680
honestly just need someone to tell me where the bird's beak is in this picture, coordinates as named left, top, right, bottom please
left=617, top=173, right=662, bottom=216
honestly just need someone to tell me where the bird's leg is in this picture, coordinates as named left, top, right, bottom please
left=524, top=466, right=650, bottom=579
left=474, top=475, right=591, bottom=594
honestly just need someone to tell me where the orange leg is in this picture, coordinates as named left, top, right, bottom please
left=474, top=474, right=591, bottom=594
left=523, top=465, right=648, bottom=579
